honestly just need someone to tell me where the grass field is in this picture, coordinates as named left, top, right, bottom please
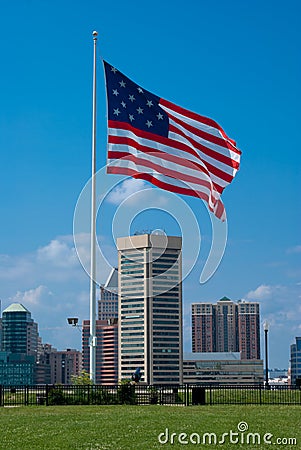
left=0, top=404, right=300, bottom=449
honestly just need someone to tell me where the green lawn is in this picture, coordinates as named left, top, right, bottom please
left=0, top=405, right=300, bottom=449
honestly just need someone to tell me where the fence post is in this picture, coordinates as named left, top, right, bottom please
left=24, top=385, right=28, bottom=406
left=187, top=384, right=190, bottom=406
left=185, top=384, right=189, bottom=406
left=45, top=384, right=49, bottom=406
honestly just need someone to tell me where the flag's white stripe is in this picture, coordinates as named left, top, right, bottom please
left=107, top=158, right=221, bottom=210
left=108, top=142, right=221, bottom=197
left=168, top=128, right=238, bottom=179
left=108, top=142, right=228, bottom=191
left=168, top=117, right=241, bottom=164
left=168, top=129, right=238, bottom=181
left=108, top=127, right=235, bottom=179
left=108, top=134, right=229, bottom=191
left=160, top=102, right=231, bottom=142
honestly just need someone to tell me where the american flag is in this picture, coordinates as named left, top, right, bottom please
left=103, top=60, right=241, bottom=220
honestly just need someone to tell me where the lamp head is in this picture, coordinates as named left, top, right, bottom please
left=67, top=317, right=79, bottom=327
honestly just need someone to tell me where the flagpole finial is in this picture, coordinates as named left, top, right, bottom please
left=92, top=30, right=98, bottom=40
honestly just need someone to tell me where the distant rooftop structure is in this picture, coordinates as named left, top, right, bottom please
left=103, top=267, right=118, bottom=292
left=184, top=352, right=241, bottom=361
left=2, top=303, right=30, bottom=314
left=219, top=296, right=231, bottom=302
left=183, top=352, right=263, bottom=385
left=99, top=268, right=118, bottom=321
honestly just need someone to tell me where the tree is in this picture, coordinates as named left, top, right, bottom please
left=71, top=370, right=92, bottom=385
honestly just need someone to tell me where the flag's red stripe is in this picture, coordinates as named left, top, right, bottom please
left=108, top=147, right=214, bottom=184
left=169, top=110, right=235, bottom=152
left=160, top=98, right=240, bottom=152
left=109, top=135, right=212, bottom=178
left=108, top=135, right=230, bottom=192
left=109, top=121, right=202, bottom=167
left=169, top=117, right=240, bottom=169
left=107, top=153, right=218, bottom=202
left=107, top=166, right=225, bottom=219
left=168, top=123, right=239, bottom=172
left=108, top=120, right=238, bottom=172
left=109, top=130, right=235, bottom=187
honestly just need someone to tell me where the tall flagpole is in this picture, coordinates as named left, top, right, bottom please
left=89, top=30, right=98, bottom=383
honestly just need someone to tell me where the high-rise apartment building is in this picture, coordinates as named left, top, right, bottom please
left=216, top=298, right=238, bottom=353
left=238, top=301, right=260, bottom=359
left=192, top=303, right=215, bottom=352
left=82, top=270, right=119, bottom=384
left=82, top=319, right=118, bottom=384
left=290, top=337, right=301, bottom=386
left=192, top=298, right=260, bottom=360
left=49, top=348, right=82, bottom=384
left=117, top=234, right=183, bottom=384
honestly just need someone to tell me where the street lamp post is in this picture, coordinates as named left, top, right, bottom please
left=263, top=320, right=269, bottom=389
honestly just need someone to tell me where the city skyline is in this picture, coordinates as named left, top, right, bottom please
left=0, top=1, right=300, bottom=369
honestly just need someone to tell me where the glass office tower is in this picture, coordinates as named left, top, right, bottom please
left=2, top=303, right=38, bottom=357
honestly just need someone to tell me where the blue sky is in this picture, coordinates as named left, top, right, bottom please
left=0, top=0, right=300, bottom=368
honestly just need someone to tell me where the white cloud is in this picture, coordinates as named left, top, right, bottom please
left=10, top=285, right=53, bottom=306
left=0, top=235, right=91, bottom=348
left=246, top=284, right=274, bottom=300
left=37, top=238, right=78, bottom=268
left=0, top=235, right=86, bottom=284
left=287, top=245, right=301, bottom=254
left=106, top=178, right=148, bottom=205
left=0, top=233, right=120, bottom=351
left=0, top=254, right=34, bottom=281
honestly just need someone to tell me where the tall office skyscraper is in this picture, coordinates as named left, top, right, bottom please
left=117, top=234, right=183, bottom=384
left=192, top=298, right=260, bottom=359
left=0, top=303, right=39, bottom=384
left=98, top=268, right=118, bottom=321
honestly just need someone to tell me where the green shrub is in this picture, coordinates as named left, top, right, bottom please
left=117, top=380, right=137, bottom=405
left=48, top=386, right=67, bottom=405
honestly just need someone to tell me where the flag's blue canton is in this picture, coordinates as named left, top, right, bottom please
left=104, top=61, right=169, bottom=137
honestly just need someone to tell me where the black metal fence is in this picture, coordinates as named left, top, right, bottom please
left=0, top=384, right=300, bottom=407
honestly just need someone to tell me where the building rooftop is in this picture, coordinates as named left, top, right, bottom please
left=184, top=352, right=241, bottom=361
left=117, top=234, right=182, bottom=251
left=104, top=267, right=118, bottom=290
left=2, top=303, right=30, bottom=314
left=218, top=296, right=231, bottom=302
